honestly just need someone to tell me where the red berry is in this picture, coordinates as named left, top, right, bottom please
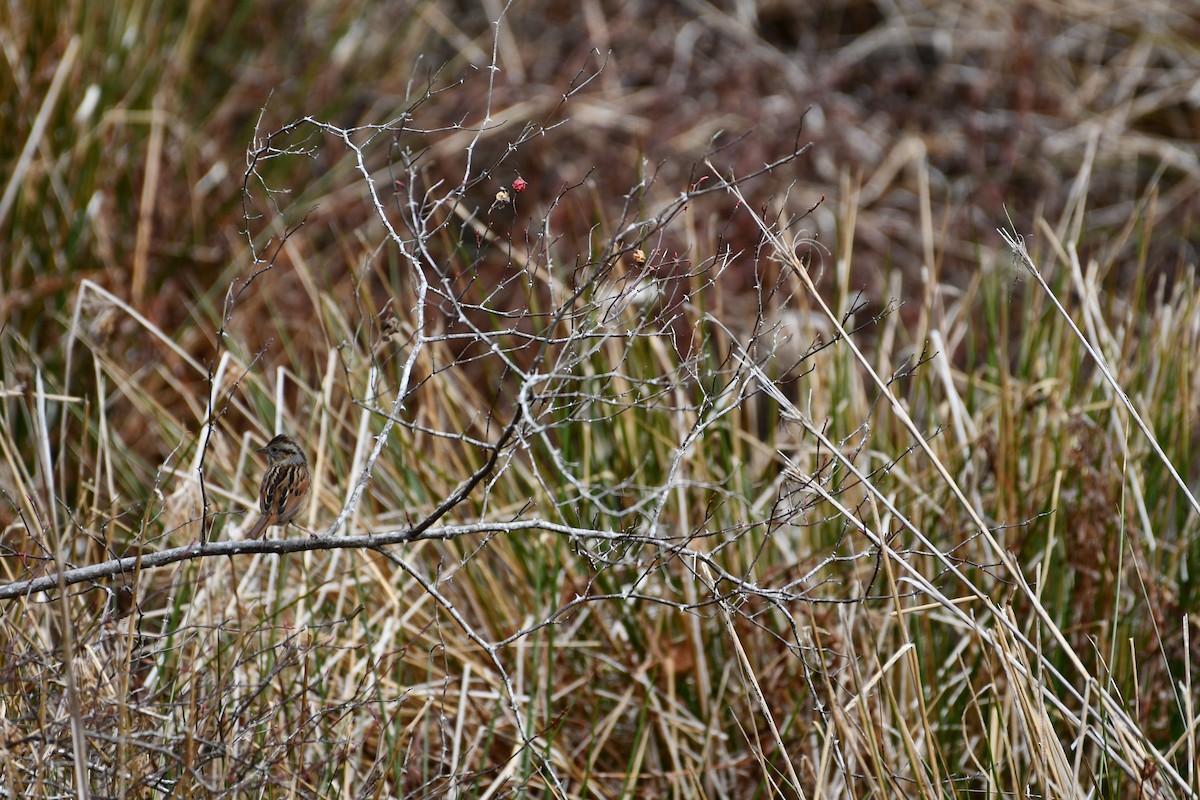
left=512, top=177, right=528, bottom=193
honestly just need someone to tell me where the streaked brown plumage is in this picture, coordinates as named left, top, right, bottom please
left=246, top=434, right=310, bottom=539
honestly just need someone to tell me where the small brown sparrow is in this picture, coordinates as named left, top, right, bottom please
left=246, top=434, right=311, bottom=539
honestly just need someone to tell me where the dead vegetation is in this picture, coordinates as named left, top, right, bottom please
left=2, top=1, right=1200, bottom=797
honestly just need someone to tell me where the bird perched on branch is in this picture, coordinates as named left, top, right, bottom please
left=246, top=434, right=311, bottom=539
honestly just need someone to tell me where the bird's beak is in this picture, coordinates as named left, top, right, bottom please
left=256, top=444, right=268, bottom=454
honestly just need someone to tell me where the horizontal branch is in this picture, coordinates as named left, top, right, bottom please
left=0, top=522, right=584, bottom=601
left=0, top=519, right=835, bottom=607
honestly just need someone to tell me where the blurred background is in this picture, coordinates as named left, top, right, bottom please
left=6, top=0, right=1198, bottom=350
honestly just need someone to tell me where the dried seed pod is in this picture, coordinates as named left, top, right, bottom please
left=380, top=313, right=402, bottom=339
left=489, top=188, right=512, bottom=213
